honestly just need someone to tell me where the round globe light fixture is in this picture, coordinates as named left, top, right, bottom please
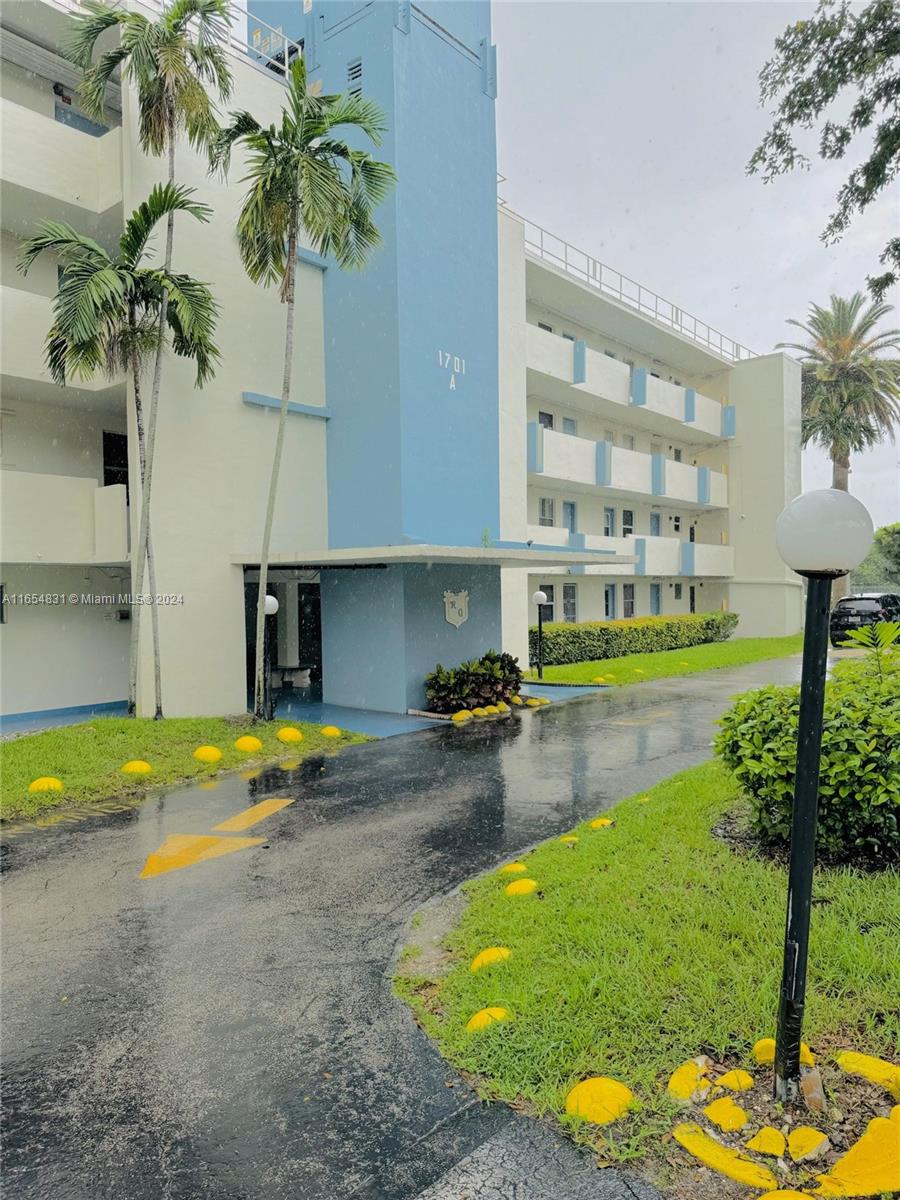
left=532, top=589, right=548, bottom=606
left=775, top=488, right=873, bottom=578
left=264, top=594, right=280, bottom=616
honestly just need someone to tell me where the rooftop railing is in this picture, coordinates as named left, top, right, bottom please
left=509, top=210, right=755, bottom=363
left=46, top=0, right=302, bottom=79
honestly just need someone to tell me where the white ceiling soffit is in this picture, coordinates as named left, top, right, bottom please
left=0, top=26, right=121, bottom=113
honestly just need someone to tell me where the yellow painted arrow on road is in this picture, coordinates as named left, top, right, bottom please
left=139, top=833, right=265, bottom=879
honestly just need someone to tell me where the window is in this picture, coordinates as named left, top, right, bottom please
left=689, top=524, right=696, bottom=543
left=650, top=583, right=661, bottom=615
left=347, top=58, right=363, bottom=96
left=538, top=411, right=554, bottom=430
left=649, top=512, right=661, bottom=537
left=538, top=497, right=555, bottom=527
left=603, top=507, right=616, bottom=537
left=0, top=583, right=5, bottom=624
left=103, top=431, right=129, bottom=495
left=673, top=448, right=683, bottom=463
left=622, top=433, right=635, bottom=451
left=623, top=583, right=635, bottom=618
left=689, top=585, right=696, bottom=614
left=604, top=429, right=616, bottom=445
left=604, top=583, right=616, bottom=619
left=538, top=583, right=554, bottom=623
left=674, top=583, right=683, bottom=600
left=537, top=321, right=553, bottom=333
left=622, top=509, right=634, bottom=536
left=562, top=417, right=577, bottom=436
left=562, top=332, right=575, bottom=341
left=673, top=515, right=682, bottom=533
left=603, top=350, right=617, bottom=359
left=563, top=583, right=577, bottom=623
left=562, top=500, right=577, bottom=533
left=650, top=371, right=661, bottom=379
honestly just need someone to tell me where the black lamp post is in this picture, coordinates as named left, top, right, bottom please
left=263, top=592, right=279, bottom=723
left=532, top=589, right=547, bottom=680
left=772, top=489, right=873, bottom=1103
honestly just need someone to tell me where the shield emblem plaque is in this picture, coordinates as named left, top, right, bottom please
left=443, top=590, right=469, bottom=629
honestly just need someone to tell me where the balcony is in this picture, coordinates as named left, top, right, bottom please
left=529, top=423, right=728, bottom=509
left=680, top=541, right=735, bottom=577
left=525, top=526, right=733, bottom=578
left=0, top=470, right=128, bottom=564
left=526, top=324, right=733, bottom=442
left=1, top=97, right=122, bottom=218
left=0, top=286, right=124, bottom=393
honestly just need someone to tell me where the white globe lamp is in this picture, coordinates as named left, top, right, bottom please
left=531, top=589, right=548, bottom=607
left=531, top=590, right=548, bottom=680
left=264, top=594, right=279, bottom=616
left=775, top=488, right=873, bottom=577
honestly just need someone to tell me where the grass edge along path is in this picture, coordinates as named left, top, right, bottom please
left=527, top=633, right=804, bottom=686
left=1, top=717, right=371, bottom=822
left=395, top=759, right=899, bottom=1173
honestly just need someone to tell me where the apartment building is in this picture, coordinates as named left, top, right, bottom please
left=0, top=0, right=801, bottom=724
left=496, top=209, right=804, bottom=664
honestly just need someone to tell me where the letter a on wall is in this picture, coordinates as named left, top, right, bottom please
left=443, top=590, right=469, bottom=628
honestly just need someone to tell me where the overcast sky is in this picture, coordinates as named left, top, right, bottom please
left=492, top=0, right=900, bottom=528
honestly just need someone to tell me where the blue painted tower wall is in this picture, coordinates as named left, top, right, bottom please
left=320, top=563, right=502, bottom=712
left=249, top=0, right=500, bottom=551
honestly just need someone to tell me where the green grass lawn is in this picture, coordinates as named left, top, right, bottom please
left=1, top=717, right=371, bottom=821
left=396, top=760, right=899, bottom=1166
left=527, top=633, right=803, bottom=686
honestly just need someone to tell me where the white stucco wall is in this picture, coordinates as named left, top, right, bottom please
left=0, top=564, right=130, bottom=714
left=118, top=52, right=329, bottom=716
left=726, top=352, right=803, bottom=636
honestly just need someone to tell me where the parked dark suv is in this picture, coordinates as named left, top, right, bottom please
left=830, top=592, right=900, bottom=647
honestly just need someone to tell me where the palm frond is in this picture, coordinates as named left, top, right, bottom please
left=119, top=181, right=212, bottom=267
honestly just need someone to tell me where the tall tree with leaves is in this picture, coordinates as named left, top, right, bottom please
left=779, top=292, right=900, bottom=596
left=17, top=183, right=220, bottom=713
left=66, top=0, right=231, bottom=714
left=214, top=56, right=396, bottom=719
left=748, top=0, right=900, bottom=299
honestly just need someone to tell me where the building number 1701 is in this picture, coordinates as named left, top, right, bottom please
left=438, top=351, right=466, bottom=374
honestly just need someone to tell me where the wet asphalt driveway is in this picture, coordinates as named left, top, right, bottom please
left=1, top=657, right=804, bottom=1200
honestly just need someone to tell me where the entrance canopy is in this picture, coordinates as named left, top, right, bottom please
left=233, top=543, right=637, bottom=569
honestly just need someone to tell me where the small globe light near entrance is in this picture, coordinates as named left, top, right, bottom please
left=770, top=488, right=873, bottom=1107
left=264, top=594, right=280, bottom=616
left=531, top=590, right=549, bottom=681
left=775, top=488, right=873, bottom=576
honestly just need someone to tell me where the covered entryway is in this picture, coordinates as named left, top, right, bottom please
left=244, top=569, right=322, bottom=708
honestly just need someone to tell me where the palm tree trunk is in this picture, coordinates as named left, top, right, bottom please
left=831, top=443, right=851, bottom=601
left=127, top=341, right=160, bottom=715
left=133, top=106, right=176, bottom=719
left=253, top=219, right=298, bottom=720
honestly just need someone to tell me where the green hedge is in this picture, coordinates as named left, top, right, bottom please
left=528, top=611, right=738, bottom=666
left=715, top=657, right=900, bottom=864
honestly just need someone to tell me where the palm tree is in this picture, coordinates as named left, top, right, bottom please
left=17, top=183, right=220, bottom=715
left=65, top=0, right=231, bottom=714
left=214, top=56, right=396, bottom=719
left=780, top=292, right=900, bottom=597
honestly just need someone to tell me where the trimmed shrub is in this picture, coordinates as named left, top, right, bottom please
left=714, top=656, right=900, bottom=865
left=528, top=611, right=738, bottom=667
left=425, top=650, right=523, bottom=714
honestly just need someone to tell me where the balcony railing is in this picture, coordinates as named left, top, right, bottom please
left=0, top=286, right=123, bottom=390
left=0, top=97, right=121, bottom=213
left=513, top=211, right=754, bottom=363
left=529, top=423, right=728, bottom=509
left=524, top=526, right=733, bottom=578
left=526, top=324, right=733, bottom=441
left=0, top=470, right=128, bottom=564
